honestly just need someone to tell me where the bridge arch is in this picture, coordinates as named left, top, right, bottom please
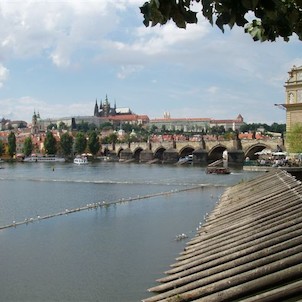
left=245, top=143, right=270, bottom=160
left=154, top=146, right=166, bottom=161
left=208, top=144, right=228, bottom=162
left=103, top=146, right=110, bottom=156
left=133, top=147, right=144, bottom=161
left=179, top=145, right=195, bottom=158
left=116, top=147, right=124, bottom=159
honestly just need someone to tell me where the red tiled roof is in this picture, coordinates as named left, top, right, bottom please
left=150, top=118, right=211, bottom=122
left=108, top=114, right=149, bottom=121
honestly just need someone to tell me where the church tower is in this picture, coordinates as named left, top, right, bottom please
left=31, top=111, right=39, bottom=135
left=94, top=99, right=99, bottom=117
left=284, top=65, right=302, bottom=132
left=103, top=94, right=110, bottom=117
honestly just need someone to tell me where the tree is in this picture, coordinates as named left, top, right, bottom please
left=286, top=123, right=302, bottom=153
left=74, top=132, right=87, bottom=154
left=0, top=140, right=4, bottom=157
left=58, top=121, right=68, bottom=131
left=60, top=132, right=73, bottom=156
left=100, top=122, right=113, bottom=131
left=44, top=131, right=57, bottom=155
left=23, top=137, right=33, bottom=156
left=88, top=131, right=100, bottom=156
left=8, top=132, right=16, bottom=158
left=47, top=123, right=57, bottom=130
left=140, top=0, right=302, bottom=42
left=76, top=121, right=89, bottom=132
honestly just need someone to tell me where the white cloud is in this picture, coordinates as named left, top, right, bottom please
left=0, top=64, right=9, bottom=87
left=0, top=0, right=122, bottom=65
left=117, top=65, right=143, bottom=79
left=0, top=96, right=93, bottom=122
left=206, top=86, right=219, bottom=94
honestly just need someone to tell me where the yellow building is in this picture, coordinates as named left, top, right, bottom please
left=284, top=65, right=302, bottom=132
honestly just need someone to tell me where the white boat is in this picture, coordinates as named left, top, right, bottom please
left=24, top=155, right=65, bottom=162
left=73, top=156, right=88, bottom=165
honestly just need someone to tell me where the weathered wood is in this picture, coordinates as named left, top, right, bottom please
left=192, top=264, right=302, bottom=302
left=147, top=240, right=302, bottom=297
left=238, top=279, right=302, bottom=302
left=179, top=196, right=302, bottom=261
left=144, top=170, right=302, bottom=302
left=165, top=220, right=302, bottom=276
left=156, top=256, right=302, bottom=302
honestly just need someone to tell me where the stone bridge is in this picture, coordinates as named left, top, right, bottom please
left=102, top=137, right=284, bottom=165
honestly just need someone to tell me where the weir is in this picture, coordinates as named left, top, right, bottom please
left=143, top=169, right=302, bottom=302
left=0, top=184, right=225, bottom=231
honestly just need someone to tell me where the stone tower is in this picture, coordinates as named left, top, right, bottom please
left=31, top=111, right=39, bottom=134
left=284, top=65, right=302, bottom=132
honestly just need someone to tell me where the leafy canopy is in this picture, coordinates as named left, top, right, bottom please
left=286, top=123, right=302, bottom=153
left=88, top=131, right=100, bottom=156
left=60, top=132, right=74, bottom=156
left=74, top=132, right=87, bottom=154
left=44, top=132, right=57, bottom=155
left=140, top=0, right=302, bottom=42
left=8, top=132, right=16, bottom=157
left=23, top=137, right=33, bottom=156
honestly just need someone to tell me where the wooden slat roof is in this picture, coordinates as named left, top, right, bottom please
left=143, top=169, right=302, bottom=302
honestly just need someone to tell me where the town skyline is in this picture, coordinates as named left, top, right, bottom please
left=0, top=1, right=301, bottom=124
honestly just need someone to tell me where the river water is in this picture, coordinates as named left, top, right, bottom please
left=0, top=161, right=261, bottom=301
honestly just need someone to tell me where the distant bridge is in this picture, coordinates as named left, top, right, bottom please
left=101, top=138, right=284, bottom=165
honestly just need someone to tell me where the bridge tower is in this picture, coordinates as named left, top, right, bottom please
left=284, top=65, right=302, bottom=132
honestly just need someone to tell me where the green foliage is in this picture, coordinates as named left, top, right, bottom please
left=8, top=132, right=16, bottom=157
left=99, top=122, right=114, bottom=130
left=58, top=122, right=68, bottom=130
left=0, top=140, right=4, bottom=156
left=286, top=123, right=302, bottom=153
left=47, top=123, right=57, bottom=130
left=23, top=137, right=33, bottom=156
left=74, top=132, right=87, bottom=154
left=209, top=125, right=225, bottom=135
left=44, top=131, right=57, bottom=155
left=240, top=122, right=285, bottom=133
left=60, top=132, right=73, bottom=156
left=101, top=133, right=118, bottom=144
left=140, top=0, right=302, bottom=42
left=88, top=131, right=100, bottom=156
left=75, top=121, right=97, bottom=132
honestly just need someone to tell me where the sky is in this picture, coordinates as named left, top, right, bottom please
left=0, top=0, right=301, bottom=125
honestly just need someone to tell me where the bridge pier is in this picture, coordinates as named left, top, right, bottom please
left=140, top=150, right=154, bottom=162
left=228, top=150, right=245, bottom=165
left=193, top=148, right=208, bottom=165
left=120, top=148, right=133, bottom=161
left=163, top=148, right=179, bottom=164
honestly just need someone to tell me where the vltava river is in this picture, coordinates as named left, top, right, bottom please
left=0, top=161, right=261, bottom=301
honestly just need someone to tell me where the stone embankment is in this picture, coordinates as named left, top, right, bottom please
left=144, top=169, right=302, bottom=302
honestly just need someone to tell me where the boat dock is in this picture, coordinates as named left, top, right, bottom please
left=143, top=169, right=302, bottom=301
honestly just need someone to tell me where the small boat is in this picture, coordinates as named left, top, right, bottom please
left=24, top=155, right=65, bottom=162
left=206, top=167, right=230, bottom=174
left=73, top=156, right=88, bottom=165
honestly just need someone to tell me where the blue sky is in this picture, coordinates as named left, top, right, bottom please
left=0, top=0, right=301, bottom=125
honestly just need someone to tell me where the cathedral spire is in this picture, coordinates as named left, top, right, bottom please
left=94, top=98, right=99, bottom=116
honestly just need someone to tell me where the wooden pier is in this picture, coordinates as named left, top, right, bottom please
left=143, top=169, right=302, bottom=302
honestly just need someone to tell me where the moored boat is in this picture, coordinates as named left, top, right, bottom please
left=73, top=156, right=88, bottom=165
left=206, top=167, right=230, bottom=174
left=24, top=155, right=65, bottom=162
